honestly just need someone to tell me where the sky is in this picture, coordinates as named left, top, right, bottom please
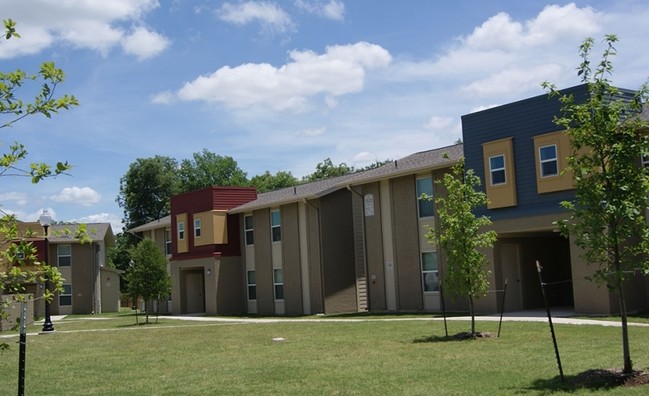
left=1, top=0, right=648, bottom=233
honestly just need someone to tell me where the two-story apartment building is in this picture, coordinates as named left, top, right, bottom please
left=461, top=84, right=649, bottom=315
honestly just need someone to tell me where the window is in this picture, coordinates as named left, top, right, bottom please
left=273, top=268, right=284, bottom=300
left=244, top=215, right=254, bottom=245
left=165, top=229, right=172, bottom=255
left=194, top=218, right=202, bottom=238
left=539, top=144, right=559, bottom=177
left=642, top=155, right=649, bottom=168
left=57, top=244, right=71, bottom=267
left=416, top=177, right=434, bottom=218
left=489, top=155, right=506, bottom=185
left=421, top=252, right=439, bottom=292
left=271, top=210, right=281, bottom=242
left=59, top=284, right=72, bottom=306
left=247, top=270, right=256, bottom=300
left=178, top=222, right=185, bottom=240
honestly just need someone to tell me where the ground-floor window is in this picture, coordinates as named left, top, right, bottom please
left=247, top=270, right=256, bottom=300
left=59, top=284, right=72, bottom=306
left=273, top=268, right=284, bottom=300
left=421, top=252, right=439, bottom=292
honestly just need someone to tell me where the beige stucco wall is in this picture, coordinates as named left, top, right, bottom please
left=362, top=182, right=387, bottom=311
left=253, top=208, right=274, bottom=315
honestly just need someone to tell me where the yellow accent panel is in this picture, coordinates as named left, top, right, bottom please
left=483, top=137, right=517, bottom=209
left=533, top=131, right=574, bottom=193
left=193, top=210, right=228, bottom=246
left=176, top=213, right=188, bottom=253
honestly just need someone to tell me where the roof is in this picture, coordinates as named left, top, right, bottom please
left=49, top=223, right=115, bottom=247
left=229, top=172, right=359, bottom=214
left=229, top=144, right=463, bottom=213
left=346, top=143, right=463, bottom=186
left=128, top=215, right=171, bottom=233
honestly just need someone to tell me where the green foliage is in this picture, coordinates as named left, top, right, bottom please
left=178, top=149, right=248, bottom=192
left=543, top=34, right=649, bottom=374
left=426, top=157, right=497, bottom=334
left=249, top=170, right=298, bottom=192
left=303, top=157, right=353, bottom=182
left=117, top=155, right=179, bottom=230
left=125, top=239, right=171, bottom=324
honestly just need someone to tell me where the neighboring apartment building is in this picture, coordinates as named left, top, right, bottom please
left=1, top=222, right=119, bottom=326
left=461, top=84, right=649, bottom=315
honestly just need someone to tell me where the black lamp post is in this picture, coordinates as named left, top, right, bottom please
left=39, top=209, right=55, bottom=333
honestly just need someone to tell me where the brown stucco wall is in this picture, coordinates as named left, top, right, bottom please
left=216, top=256, right=243, bottom=314
left=306, top=201, right=324, bottom=313
left=390, top=175, right=423, bottom=311
left=281, top=203, right=303, bottom=315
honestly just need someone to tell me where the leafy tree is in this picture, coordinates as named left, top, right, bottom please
left=356, top=159, right=392, bottom=172
left=107, top=232, right=139, bottom=292
left=303, top=157, right=353, bottom=182
left=543, top=35, right=649, bottom=374
left=426, top=156, right=497, bottom=335
left=117, top=155, right=179, bottom=230
left=178, top=149, right=248, bottom=192
left=125, top=238, right=171, bottom=324
left=249, top=170, right=298, bottom=192
left=1, top=18, right=77, bottom=348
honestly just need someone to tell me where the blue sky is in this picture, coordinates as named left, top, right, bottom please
left=1, top=0, right=648, bottom=233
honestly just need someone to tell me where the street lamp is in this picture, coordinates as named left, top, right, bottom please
left=39, top=209, right=55, bottom=333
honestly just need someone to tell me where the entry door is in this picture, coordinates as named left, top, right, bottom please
left=500, top=244, right=523, bottom=311
left=185, top=271, right=205, bottom=313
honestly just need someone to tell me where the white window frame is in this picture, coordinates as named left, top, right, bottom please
left=539, top=144, right=559, bottom=178
left=247, top=270, right=256, bottom=301
left=489, top=154, right=506, bottom=186
left=244, top=215, right=254, bottom=246
left=178, top=222, right=185, bottom=241
left=421, top=251, right=440, bottom=293
left=416, top=176, right=434, bottom=218
left=165, top=229, right=172, bottom=255
left=273, top=268, right=284, bottom=301
left=194, top=218, right=202, bottom=239
left=57, top=244, right=71, bottom=267
left=271, top=210, right=281, bottom=243
left=59, top=284, right=72, bottom=306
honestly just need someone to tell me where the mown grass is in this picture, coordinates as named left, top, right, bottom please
left=2, top=311, right=649, bottom=395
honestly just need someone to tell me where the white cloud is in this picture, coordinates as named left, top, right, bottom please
left=151, top=90, right=176, bottom=104
left=295, top=0, right=345, bottom=21
left=461, top=63, right=564, bottom=97
left=50, top=187, right=101, bottom=207
left=217, top=1, right=295, bottom=34
left=174, top=41, right=391, bottom=111
left=423, top=116, right=453, bottom=130
left=122, top=26, right=171, bottom=61
left=0, top=0, right=164, bottom=59
left=0, top=192, right=29, bottom=206
left=300, top=127, right=326, bottom=137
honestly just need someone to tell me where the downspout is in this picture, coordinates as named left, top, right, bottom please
left=303, top=198, right=325, bottom=314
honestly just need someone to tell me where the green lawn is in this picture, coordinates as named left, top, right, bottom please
left=2, top=312, right=649, bottom=395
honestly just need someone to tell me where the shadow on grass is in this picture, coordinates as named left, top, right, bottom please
left=527, top=369, right=649, bottom=393
left=413, top=332, right=496, bottom=343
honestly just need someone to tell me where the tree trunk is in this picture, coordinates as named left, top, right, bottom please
left=469, top=295, right=475, bottom=335
left=618, top=281, right=633, bottom=374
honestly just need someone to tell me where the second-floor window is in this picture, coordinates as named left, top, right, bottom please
left=57, top=244, right=71, bottom=267
left=244, top=215, right=254, bottom=245
left=165, top=229, right=172, bottom=255
left=489, top=155, right=506, bottom=185
left=416, top=177, right=434, bottom=218
left=194, top=218, right=202, bottom=238
left=178, top=222, right=185, bottom=240
left=271, top=210, right=281, bottom=242
left=539, top=144, right=558, bottom=177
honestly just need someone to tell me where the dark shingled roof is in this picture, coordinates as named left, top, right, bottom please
left=229, top=144, right=463, bottom=213
left=49, top=223, right=115, bottom=247
left=128, top=215, right=171, bottom=233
